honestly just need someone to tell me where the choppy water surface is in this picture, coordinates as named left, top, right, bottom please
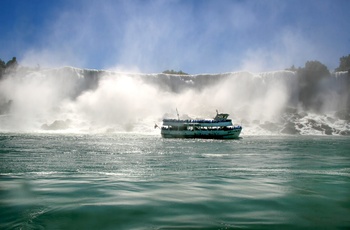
left=1, top=133, right=349, bottom=229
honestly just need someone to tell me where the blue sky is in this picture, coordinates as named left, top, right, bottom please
left=1, top=0, right=349, bottom=73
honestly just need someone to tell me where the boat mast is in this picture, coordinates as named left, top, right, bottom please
left=176, top=108, right=180, bottom=120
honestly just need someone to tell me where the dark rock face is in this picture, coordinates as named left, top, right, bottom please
left=339, top=130, right=350, bottom=136
left=320, top=124, right=333, bottom=135
left=304, top=119, right=333, bottom=135
left=281, top=122, right=300, bottom=135
left=41, top=120, right=71, bottom=130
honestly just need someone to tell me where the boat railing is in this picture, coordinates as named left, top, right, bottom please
left=163, top=119, right=232, bottom=123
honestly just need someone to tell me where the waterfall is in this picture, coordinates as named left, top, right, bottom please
left=0, top=67, right=349, bottom=135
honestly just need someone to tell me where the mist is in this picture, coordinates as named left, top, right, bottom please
left=0, top=67, right=349, bottom=135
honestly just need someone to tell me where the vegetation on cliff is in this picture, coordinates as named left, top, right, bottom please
left=162, top=69, right=189, bottom=75
left=335, top=54, right=350, bottom=72
left=0, top=57, right=18, bottom=79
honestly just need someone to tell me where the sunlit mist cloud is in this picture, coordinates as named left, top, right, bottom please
left=239, top=29, right=316, bottom=72
left=1, top=0, right=349, bottom=73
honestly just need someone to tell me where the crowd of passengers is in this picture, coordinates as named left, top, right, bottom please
left=161, top=126, right=240, bottom=131
left=163, top=119, right=231, bottom=123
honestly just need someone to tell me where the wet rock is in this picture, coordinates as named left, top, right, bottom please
left=298, top=111, right=308, bottom=118
left=320, top=124, right=333, bottom=135
left=41, top=120, right=71, bottom=130
left=326, top=116, right=336, bottom=124
left=307, top=119, right=323, bottom=131
left=339, top=130, right=350, bottom=136
left=307, top=119, right=317, bottom=125
left=306, top=119, right=333, bottom=134
left=281, top=122, right=300, bottom=134
left=312, top=125, right=323, bottom=132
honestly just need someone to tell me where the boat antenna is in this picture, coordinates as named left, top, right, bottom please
left=176, top=108, right=180, bottom=120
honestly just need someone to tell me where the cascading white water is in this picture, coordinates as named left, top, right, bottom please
left=0, top=67, right=349, bottom=135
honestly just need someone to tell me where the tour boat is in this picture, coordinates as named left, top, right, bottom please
left=160, top=111, right=242, bottom=139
